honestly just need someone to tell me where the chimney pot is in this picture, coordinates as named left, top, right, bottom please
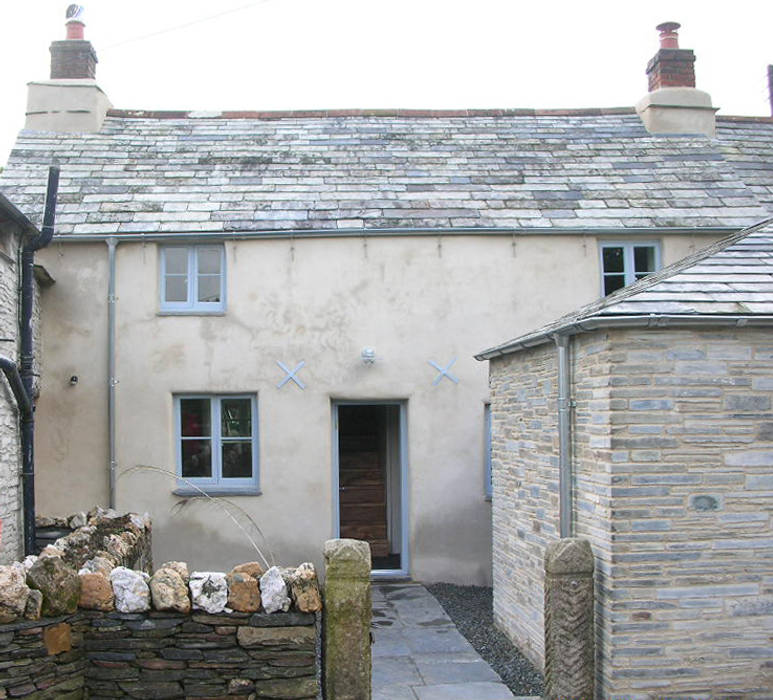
left=50, top=6, right=96, bottom=80
left=646, top=21, right=695, bottom=92
left=66, top=21, right=85, bottom=40
left=656, top=21, right=681, bottom=49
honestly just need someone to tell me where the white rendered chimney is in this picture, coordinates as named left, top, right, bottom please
left=635, top=22, right=717, bottom=137
left=25, top=5, right=111, bottom=133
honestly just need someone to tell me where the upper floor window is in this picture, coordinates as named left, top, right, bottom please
left=161, top=245, right=225, bottom=313
left=600, top=241, right=660, bottom=296
left=175, top=394, right=258, bottom=493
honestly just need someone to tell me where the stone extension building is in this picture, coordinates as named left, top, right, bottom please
left=478, top=218, right=773, bottom=697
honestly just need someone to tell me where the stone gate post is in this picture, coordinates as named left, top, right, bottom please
left=544, top=537, right=595, bottom=700
left=323, top=538, right=371, bottom=700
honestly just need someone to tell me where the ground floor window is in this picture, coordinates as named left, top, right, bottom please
left=175, top=394, right=258, bottom=492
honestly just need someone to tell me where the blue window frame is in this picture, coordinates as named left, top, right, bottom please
left=161, top=245, right=225, bottom=313
left=174, top=394, right=258, bottom=493
left=599, top=241, right=660, bottom=296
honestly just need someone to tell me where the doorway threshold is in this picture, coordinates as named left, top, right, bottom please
left=371, top=569, right=410, bottom=582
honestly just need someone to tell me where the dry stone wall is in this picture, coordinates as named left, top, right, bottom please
left=0, top=511, right=323, bottom=699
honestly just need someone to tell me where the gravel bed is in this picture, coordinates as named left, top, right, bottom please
left=427, top=583, right=544, bottom=697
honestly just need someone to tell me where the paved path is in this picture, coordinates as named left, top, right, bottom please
left=372, top=583, right=534, bottom=700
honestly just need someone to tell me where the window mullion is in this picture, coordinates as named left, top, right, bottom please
left=624, top=244, right=634, bottom=285
left=213, top=397, right=222, bottom=481
left=189, top=247, right=197, bottom=309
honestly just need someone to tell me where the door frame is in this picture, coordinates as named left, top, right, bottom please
left=332, top=399, right=410, bottom=579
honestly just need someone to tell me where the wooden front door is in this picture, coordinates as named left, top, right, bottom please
left=337, top=405, right=390, bottom=558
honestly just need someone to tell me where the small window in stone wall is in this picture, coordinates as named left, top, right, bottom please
left=175, top=394, right=259, bottom=493
left=599, top=241, right=660, bottom=296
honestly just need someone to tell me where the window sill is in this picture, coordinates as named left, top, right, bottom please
left=158, top=310, right=226, bottom=317
left=173, top=487, right=262, bottom=497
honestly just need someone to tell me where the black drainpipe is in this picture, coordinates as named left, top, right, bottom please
left=19, top=166, right=59, bottom=555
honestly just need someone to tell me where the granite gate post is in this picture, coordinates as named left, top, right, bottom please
left=323, top=538, right=372, bottom=700
left=544, top=537, right=595, bottom=700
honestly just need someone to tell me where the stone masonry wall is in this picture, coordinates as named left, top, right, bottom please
left=0, top=615, right=86, bottom=698
left=570, top=333, right=615, bottom=695
left=490, top=327, right=773, bottom=698
left=489, top=335, right=615, bottom=674
left=489, top=343, right=561, bottom=669
left=0, top=609, right=318, bottom=699
left=0, top=512, right=322, bottom=698
left=0, top=226, right=22, bottom=565
left=600, top=327, right=773, bottom=698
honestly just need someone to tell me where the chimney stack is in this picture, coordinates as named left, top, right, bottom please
left=646, top=22, right=695, bottom=91
left=635, top=22, right=716, bottom=137
left=50, top=5, right=97, bottom=79
left=25, top=5, right=111, bottom=134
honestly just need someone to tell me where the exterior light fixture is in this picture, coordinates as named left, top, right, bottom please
left=361, top=347, right=376, bottom=365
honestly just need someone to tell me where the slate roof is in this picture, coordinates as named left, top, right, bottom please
left=476, top=216, right=773, bottom=359
left=0, top=110, right=771, bottom=235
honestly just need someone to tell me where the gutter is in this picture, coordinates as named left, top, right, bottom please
left=48, top=225, right=740, bottom=245
left=475, top=314, right=773, bottom=361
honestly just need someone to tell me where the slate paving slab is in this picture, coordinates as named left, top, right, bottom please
left=371, top=583, right=532, bottom=700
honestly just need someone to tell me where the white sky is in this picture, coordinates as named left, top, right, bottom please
left=0, top=1, right=771, bottom=165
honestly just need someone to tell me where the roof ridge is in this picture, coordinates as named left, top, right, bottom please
left=105, top=107, right=638, bottom=120
left=716, top=115, right=773, bottom=124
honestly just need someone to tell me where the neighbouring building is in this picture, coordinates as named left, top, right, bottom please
left=0, top=195, right=50, bottom=564
left=0, top=14, right=771, bottom=586
left=477, top=217, right=773, bottom=696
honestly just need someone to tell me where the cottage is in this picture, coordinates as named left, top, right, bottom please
left=0, top=13, right=772, bottom=585
left=477, top=217, right=773, bottom=695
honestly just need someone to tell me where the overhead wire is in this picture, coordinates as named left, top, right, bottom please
left=102, top=0, right=273, bottom=51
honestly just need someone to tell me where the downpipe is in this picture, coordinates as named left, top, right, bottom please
left=556, top=334, right=573, bottom=538
left=107, top=237, right=117, bottom=509
left=20, top=165, right=59, bottom=555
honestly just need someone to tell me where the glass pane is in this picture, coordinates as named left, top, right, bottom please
left=165, top=275, right=188, bottom=303
left=634, top=246, right=655, bottom=274
left=180, top=398, right=211, bottom=437
left=222, top=398, right=252, bottom=437
left=222, top=441, right=252, bottom=478
left=604, top=274, right=625, bottom=296
left=198, top=274, right=221, bottom=303
left=165, top=248, right=188, bottom=275
left=181, top=439, right=212, bottom=478
left=198, top=248, right=221, bottom=275
left=602, top=247, right=624, bottom=273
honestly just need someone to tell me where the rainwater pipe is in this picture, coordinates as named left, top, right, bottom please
left=555, top=334, right=573, bottom=538
left=19, top=165, right=60, bottom=555
left=107, top=237, right=117, bottom=508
